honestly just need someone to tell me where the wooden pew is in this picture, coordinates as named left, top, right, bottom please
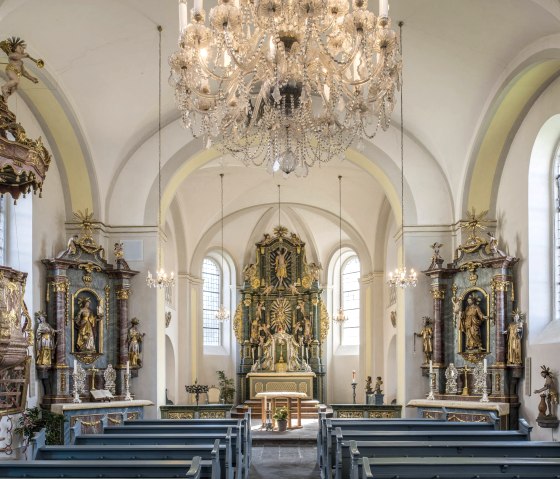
left=344, top=440, right=560, bottom=479
left=0, top=458, right=205, bottom=478
left=360, top=456, right=560, bottom=478
left=325, top=422, right=531, bottom=479
left=316, top=412, right=498, bottom=469
left=101, top=423, right=246, bottom=479
left=30, top=429, right=224, bottom=479
left=71, top=422, right=241, bottom=479
left=123, top=411, right=253, bottom=467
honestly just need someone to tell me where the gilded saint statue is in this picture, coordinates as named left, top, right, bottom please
left=414, top=316, right=433, bottom=363
left=503, top=310, right=524, bottom=365
left=0, top=37, right=40, bottom=102
left=274, top=247, right=288, bottom=286
left=74, top=296, right=102, bottom=352
left=35, top=311, right=59, bottom=367
left=459, top=294, right=487, bottom=351
left=127, top=318, right=145, bottom=367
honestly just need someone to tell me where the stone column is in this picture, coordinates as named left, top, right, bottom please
left=52, top=277, right=69, bottom=368
left=431, top=286, right=446, bottom=366
left=115, top=286, right=130, bottom=396
left=492, top=275, right=508, bottom=366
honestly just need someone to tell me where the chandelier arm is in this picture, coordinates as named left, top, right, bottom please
left=315, top=31, right=363, bottom=68
left=221, top=28, right=266, bottom=72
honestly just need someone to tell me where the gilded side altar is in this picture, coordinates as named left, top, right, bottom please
left=235, top=226, right=327, bottom=403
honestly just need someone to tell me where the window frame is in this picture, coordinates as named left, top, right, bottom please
left=340, top=255, right=361, bottom=346
left=202, top=257, right=222, bottom=347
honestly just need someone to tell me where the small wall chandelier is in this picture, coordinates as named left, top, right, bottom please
left=215, top=173, right=230, bottom=321
left=147, top=26, right=175, bottom=289
left=171, top=0, right=401, bottom=177
left=387, top=22, right=416, bottom=289
left=334, top=175, right=348, bottom=323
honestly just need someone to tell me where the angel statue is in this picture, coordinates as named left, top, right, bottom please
left=0, top=37, right=40, bottom=102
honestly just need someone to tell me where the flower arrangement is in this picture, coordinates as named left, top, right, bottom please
left=273, top=406, right=288, bottom=421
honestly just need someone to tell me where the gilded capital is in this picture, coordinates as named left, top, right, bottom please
left=116, top=288, right=130, bottom=300
left=52, top=280, right=68, bottom=293
left=431, top=288, right=445, bottom=300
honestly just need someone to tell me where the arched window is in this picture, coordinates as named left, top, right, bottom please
left=202, top=257, right=222, bottom=346
left=554, top=146, right=560, bottom=320
left=341, top=255, right=360, bottom=346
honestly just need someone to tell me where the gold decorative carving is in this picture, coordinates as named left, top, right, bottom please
left=127, top=412, right=139, bottom=421
left=301, top=275, right=312, bottom=289
left=78, top=262, right=102, bottom=285
left=298, top=382, right=308, bottom=394
left=458, top=208, right=489, bottom=254
left=460, top=262, right=482, bottom=286
left=115, top=288, right=130, bottom=300
left=233, top=303, right=243, bottom=344
left=266, top=382, right=297, bottom=392
left=319, top=302, right=329, bottom=342
left=60, top=371, right=66, bottom=392
left=108, top=416, right=122, bottom=425
left=338, top=411, right=365, bottom=418
left=168, top=411, right=194, bottom=419
left=73, top=210, right=105, bottom=257
left=52, top=280, right=68, bottom=293
left=200, top=411, right=226, bottom=419
left=495, top=372, right=501, bottom=392
left=431, top=288, right=445, bottom=300
left=493, top=279, right=509, bottom=292
left=104, top=285, right=110, bottom=328
left=73, top=353, right=102, bottom=365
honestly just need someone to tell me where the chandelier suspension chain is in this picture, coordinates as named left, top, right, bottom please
left=278, top=184, right=281, bottom=228
left=158, top=24, right=162, bottom=269
left=399, top=21, right=404, bottom=264
left=220, top=173, right=225, bottom=275
left=339, top=175, right=343, bottom=309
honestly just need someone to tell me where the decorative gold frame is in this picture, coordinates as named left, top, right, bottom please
left=71, top=288, right=104, bottom=364
left=457, top=287, right=491, bottom=363
left=0, top=357, right=30, bottom=417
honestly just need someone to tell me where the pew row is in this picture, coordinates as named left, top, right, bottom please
left=324, top=423, right=531, bottom=479
left=344, top=440, right=560, bottom=479
left=0, top=458, right=206, bottom=478
left=316, top=412, right=499, bottom=468
left=72, top=423, right=239, bottom=479
left=100, top=423, right=248, bottom=478
left=360, top=456, right=560, bottom=479
left=30, top=429, right=224, bottom=479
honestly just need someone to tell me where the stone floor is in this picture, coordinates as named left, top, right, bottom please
left=248, top=418, right=320, bottom=478
left=249, top=445, right=320, bottom=479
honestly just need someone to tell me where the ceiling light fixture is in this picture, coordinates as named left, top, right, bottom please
left=387, top=21, right=416, bottom=289
left=171, top=0, right=401, bottom=177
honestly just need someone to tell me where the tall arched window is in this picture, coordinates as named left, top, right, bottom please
left=554, top=146, right=560, bottom=320
left=202, top=257, right=222, bottom=346
left=341, top=255, right=360, bottom=345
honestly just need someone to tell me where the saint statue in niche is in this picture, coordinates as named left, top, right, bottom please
left=74, top=296, right=103, bottom=352
left=274, top=247, right=288, bottom=286
left=459, top=294, right=487, bottom=351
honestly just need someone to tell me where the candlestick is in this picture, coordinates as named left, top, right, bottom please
left=352, top=382, right=357, bottom=404
left=427, top=372, right=436, bottom=400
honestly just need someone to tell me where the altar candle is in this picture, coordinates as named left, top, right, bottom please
left=194, top=0, right=202, bottom=11
left=126, top=360, right=130, bottom=376
left=252, top=348, right=256, bottom=362
left=483, top=358, right=487, bottom=373
left=352, top=370, right=356, bottom=383
left=74, top=359, right=77, bottom=375
left=379, top=0, right=388, bottom=16
left=429, top=360, right=433, bottom=374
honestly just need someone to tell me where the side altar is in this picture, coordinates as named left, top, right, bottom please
left=234, top=226, right=328, bottom=403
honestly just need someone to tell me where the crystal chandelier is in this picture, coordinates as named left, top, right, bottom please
left=215, top=173, right=230, bottom=320
left=170, top=0, right=401, bottom=176
left=148, top=26, right=175, bottom=289
left=334, top=175, right=348, bottom=323
left=387, top=22, right=415, bottom=289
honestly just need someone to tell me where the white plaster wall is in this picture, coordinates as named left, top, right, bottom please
left=495, top=75, right=560, bottom=440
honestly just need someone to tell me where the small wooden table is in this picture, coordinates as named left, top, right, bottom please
left=255, top=391, right=307, bottom=429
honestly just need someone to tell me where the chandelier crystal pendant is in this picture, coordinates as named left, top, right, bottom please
left=334, top=175, right=348, bottom=323
left=170, top=0, right=401, bottom=177
left=216, top=173, right=230, bottom=321
left=387, top=22, right=416, bottom=290
left=147, top=26, right=175, bottom=290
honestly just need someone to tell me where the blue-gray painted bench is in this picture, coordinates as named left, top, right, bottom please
left=316, top=412, right=498, bottom=469
left=344, top=440, right=560, bottom=479
left=123, top=412, right=252, bottom=467
left=324, top=421, right=531, bottom=479
left=30, top=429, right=224, bottom=479
left=360, top=456, right=560, bottom=478
left=0, top=458, right=205, bottom=478
left=101, top=423, right=246, bottom=478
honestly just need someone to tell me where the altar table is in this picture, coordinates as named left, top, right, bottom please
left=255, top=391, right=307, bottom=429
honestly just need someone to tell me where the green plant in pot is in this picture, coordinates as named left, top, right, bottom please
left=216, top=370, right=235, bottom=404
left=15, top=407, right=65, bottom=445
left=273, top=406, right=289, bottom=432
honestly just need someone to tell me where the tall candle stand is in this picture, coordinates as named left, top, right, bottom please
left=427, top=372, right=436, bottom=400
left=124, top=371, right=133, bottom=401
left=480, top=371, right=490, bottom=403
left=352, top=382, right=357, bottom=404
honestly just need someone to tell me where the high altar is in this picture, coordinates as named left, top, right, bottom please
left=234, top=226, right=328, bottom=403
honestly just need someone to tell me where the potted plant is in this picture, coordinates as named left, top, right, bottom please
left=15, top=407, right=65, bottom=446
left=273, top=406, right=289, bottom=432
left=216, top=370, right=235, bottom=404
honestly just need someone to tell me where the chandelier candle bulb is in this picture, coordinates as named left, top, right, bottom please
left=179, top=0, right=188, bottom=32
left=379, top=0, right=389, bottom=16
